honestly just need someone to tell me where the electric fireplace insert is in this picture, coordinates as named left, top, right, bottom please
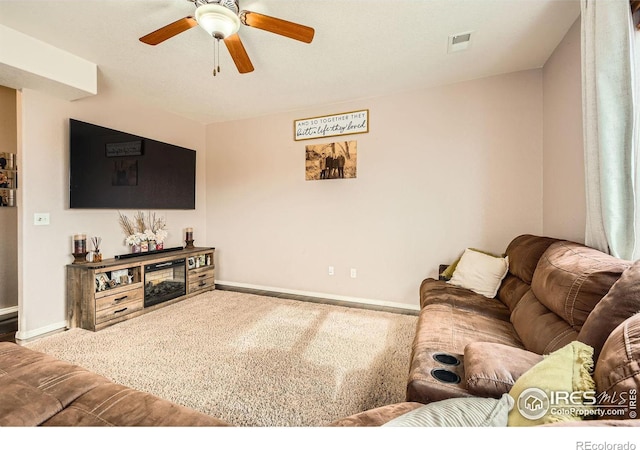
left=144, top=258, right=186, bottom=307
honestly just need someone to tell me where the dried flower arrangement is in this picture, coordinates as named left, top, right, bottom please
left=118, top=211, right=168, bottom=248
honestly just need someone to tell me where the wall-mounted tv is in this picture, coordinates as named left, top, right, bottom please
left=69, top=119, right=196, bottom=209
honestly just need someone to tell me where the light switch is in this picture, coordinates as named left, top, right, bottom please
left=34, top=213, right=50, bottom=226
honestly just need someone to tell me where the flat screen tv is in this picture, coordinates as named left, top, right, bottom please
left=69, top=119, right=196, bottom=209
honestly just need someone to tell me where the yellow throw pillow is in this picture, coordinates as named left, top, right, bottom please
left=440, top=256, right=462, bottom=280
left=507, top=341, right=596, bottom=426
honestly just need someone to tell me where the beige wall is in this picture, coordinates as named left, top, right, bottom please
left=206, top=70, right=544, bottom=309
left=16, top=88, right=207, bottom=339
left=12, top=17, right=587, bottom=334
left=0, top=86, right=17, bottom=313
left=542, top=18, right=585, bottom=243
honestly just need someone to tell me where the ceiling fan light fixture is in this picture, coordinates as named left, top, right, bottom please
left=195, top=4, right=240, bottom=39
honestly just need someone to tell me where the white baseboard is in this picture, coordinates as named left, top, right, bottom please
left=216, top=280, right=420, bottom=312
left=0, top=306, right=18, bottom=318
left=15, top=321, right=67, bottom=342
left=11, top=284, right=418, bottom=342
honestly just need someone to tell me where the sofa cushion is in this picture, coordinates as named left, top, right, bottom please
left=593, top=312, right=640, bottom=420
left=407, top=303, right=524, bottom=404
left=0, top=342, right=229, bottom=427
left=383, top=393, right=513, bottom=427
left=510, top=290, right=578, bottom=354
left=495, top=235, right=559, bottom=312
left=420, top=278, right=511, bottom=321
left=328, top=402, right=424, bottom=427
left=507, top=341, right=596, bottom=427
left=504, top=234, right=559, bottom=285
left=41, top=383, right=230, bottom=426
left=579, top=259, right=640, bottom=362
left=531, top=241, right=630, bottom=332
left=412, top=303, right=523, bottom=357
left=0, top=377, right=64, bottom=426
left=447, top=248, right=509, bottom=298
left=497, top=275, right=532, bottom=312
left=0, top=342, right=111, bottom=426
left=464, top=342, right=543, bottom=398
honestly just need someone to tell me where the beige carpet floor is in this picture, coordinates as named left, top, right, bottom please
left=26, top=290, right=418, bottom=426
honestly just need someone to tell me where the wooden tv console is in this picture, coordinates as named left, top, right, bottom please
left=67, top=247, right=215, bottom=331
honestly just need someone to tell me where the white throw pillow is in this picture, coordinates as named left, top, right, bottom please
left=447, top=248, right=509, bottom=298
left=382, top=393, right=514, bottom=427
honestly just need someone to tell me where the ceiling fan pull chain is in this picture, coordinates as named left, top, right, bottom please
left=214, top=38, right=217, bottom=76
left=217, top=37, right=221, bottom=74
left=212, top=37, right=222, bottom=76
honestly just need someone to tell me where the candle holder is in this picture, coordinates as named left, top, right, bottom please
left=73, top=234, right=87, bottom=264
left=185, top=228, right=194, bottom=249
left=72, top=252, right=88, bottom=264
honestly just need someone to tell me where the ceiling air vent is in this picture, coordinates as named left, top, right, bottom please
left=447, top=32, right=473, bottom=53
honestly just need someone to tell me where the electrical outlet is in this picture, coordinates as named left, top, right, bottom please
left=350, top=268, right=357, bottom=278
left=328, top=266, right=334, bottom=276
left=34, top=213, right=50, bottom=226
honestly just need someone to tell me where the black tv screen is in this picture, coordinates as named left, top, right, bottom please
left=69, top=119, right=196, bottom=209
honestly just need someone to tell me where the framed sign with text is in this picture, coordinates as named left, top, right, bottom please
left=294, top=109, right=369, bottom=141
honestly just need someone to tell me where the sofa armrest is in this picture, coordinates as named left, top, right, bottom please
left=328, top=402, right=423, bottom=427
left=464, top=342, right=543, bottom=398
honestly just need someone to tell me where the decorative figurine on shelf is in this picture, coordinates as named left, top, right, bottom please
left=72, top=234, right=88, bottom=264
left=185, top=227, right=194, bottom=249
left=96, top=274, right=109, bottom=292
left=91, top=236, right=102, bottom=263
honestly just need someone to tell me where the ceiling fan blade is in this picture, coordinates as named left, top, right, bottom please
left=240, top=11, right=314, bottom=43
left=139, top=17, right=197, bottom=45
left=224, top=34, right=255, bottom=74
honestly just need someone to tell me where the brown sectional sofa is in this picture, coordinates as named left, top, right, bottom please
left=3, top=233, right=640, bottom=427
left=0, top=342, right=229, bottom=426
left=332, top=234, right=640, bottom=426
left=408, top=235, right=629, bottom=403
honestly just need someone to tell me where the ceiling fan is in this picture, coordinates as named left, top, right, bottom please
left=139, top=0, right=315, bottom=75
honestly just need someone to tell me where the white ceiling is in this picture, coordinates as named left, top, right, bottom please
left=0, top=0, right=580, bottom=124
